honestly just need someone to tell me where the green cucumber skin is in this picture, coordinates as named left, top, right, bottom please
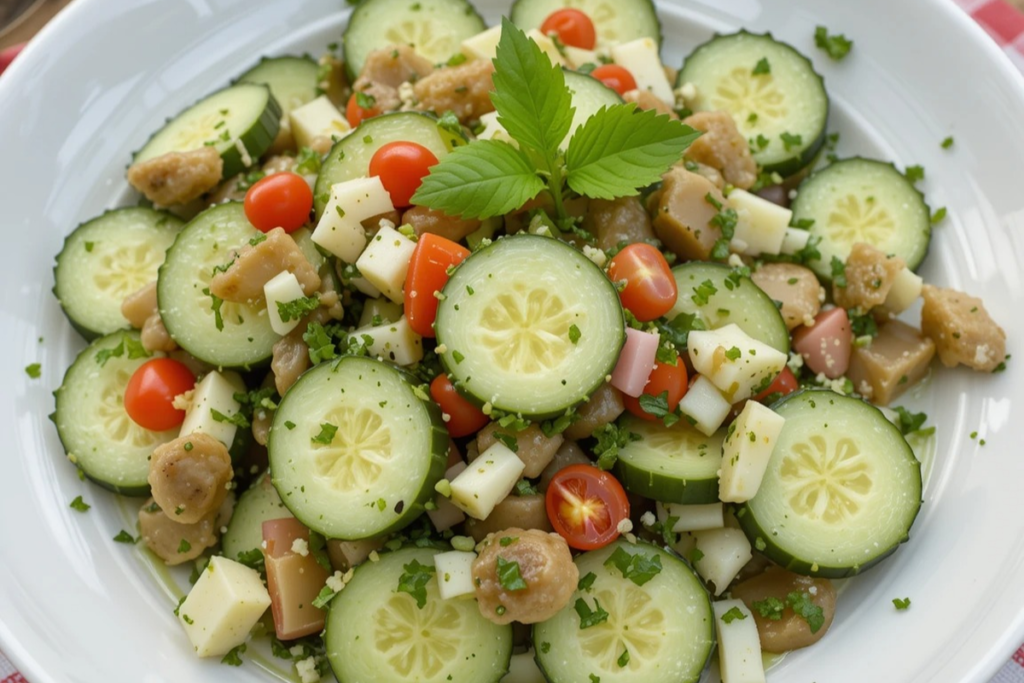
left=737, top=389, right=923, bottom=578
left=615, top=458, right=720, bottom=505
left=221, top=471, right=292, bottom=561
left=236, top=55, right=320, bottom=116
left=510, top=0, right=663, bottom=48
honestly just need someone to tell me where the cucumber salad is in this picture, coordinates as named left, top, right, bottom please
left=49, top=0, right=1009, bottom=681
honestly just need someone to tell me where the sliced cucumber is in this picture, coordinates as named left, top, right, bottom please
left=564, top=69, right=622, bottom=144
left=533, top=540, right=714, bottom=683
left=237, top=55, right=321, bottom=121
left=615, top=414, right=724, bottom=504
left=343, top=0, right=486, bottom=80
left=666, top=261, right=789, bottom=354
left=133, top=83, right=281, bottom=179
left=435, top=234, right=625, bottom=420
left=314, top=111, right=460, bottom=218
left=511, top=0, right=661, bottom=48
left=737, top=389, right=923, bottom=578
left=326, top=545, right=512, bottom=682
left=221, top=471, right=293, bottom=562
left=268, top=356, right=449, bottom=539
left=53, top=207, right=183, bottom=340
left=791, top=157, right=932, bottom=282
left=678, top=31, right=828, bottom=177
left=52, top=331, right=177, bottom=496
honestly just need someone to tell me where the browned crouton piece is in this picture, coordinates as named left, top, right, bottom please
left=833, top=242, right=906, bottom=311
left=208, top=227, right=320, bottom=304
left=682, top=111, right=757, bottom=190
left=651, top=166, right=725, bottom=262
left=847, top=320, right=935, bottom=405
left=127, top=147, right=223, bottom=206
left=414, top=59, right=496, bottom=123
left=920, top=285, right=1006, bottom=371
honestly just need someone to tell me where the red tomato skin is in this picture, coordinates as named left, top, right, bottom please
left=607, top=243, right=678, bottom=321
left=345, top=92, right=381, bottom=128
left=404, top=233, right=471, bottom=338
left=622, top=356, right=689, bottom=421
left=123, top=358, right=196, bottom=432
left=590, top=64, right=637, bottom=96
left=368, top=141, right=439, bottom=208
left=546, top=464, right=630, bottom=551
left=243, top=172, right=314, bottom=234
left=754, top=366, right=799, bottom=403
left=430, top=374, right=489, bottom=438
left=539, top=9, right=597, bottom=50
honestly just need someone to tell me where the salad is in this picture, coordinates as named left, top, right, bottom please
left=46, top=0, right=1009, bottom=681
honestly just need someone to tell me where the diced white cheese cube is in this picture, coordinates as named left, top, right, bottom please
left=312, top=176, right=394, bottom=263
left=719, top=401, right=785, bottom=503
left=693, top=528, right=752, bottom=596
left=882, top=266, right=923, bottom=315
left=289, top=95, right=351, bottom=150
left=449, top=442, right=526, bottom=519
left=263, top=270, right=307, bottom=336
left=713, top=599, right=766, bottom=683
left=475, top=111, right=515, bottom=145
left=780, top=226, right=811, bottom=255
left=461, top=25, right=503, bottom=61
left=359, top=314, right=424, bottom=366
left=525, top=29, right=568, bottom=66
left=355, top=223, right=417, bottom=303
left=177, top=556, right=271, bottom=657
left=687, top=324, right=788, bottom=402
left=501, top=649, right=547, bottom=683
left=428, top=462, right=468, bottom=532
left=563, top=46, right=599, bottom=69
left=676, top=375, right=731, bottom=436
left=179, top=370, right=245, bottom=448
left=358, top=298, right=403, bottom=328
left=610, top=37, right=674, bottom=104
left=657, top=501, right=725, bottom=532
left=728, top=189, right=792, bottom=257
left=434, top=550, right=477, bottom=600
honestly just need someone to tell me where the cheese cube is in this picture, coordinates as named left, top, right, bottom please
left=563, top=46, right=599, bottom=69
left=658, top=501, right=724, bottom=532
left=449, top=442, right=526, bottom=519
left=179, top=370, right=245, bottom=448
left=434, top=550, right=477, bottom=600
left=177, top=556, right=271, bottom=657
left=693, top=528, right=752, bottom=596
left=677, top=375, right=731, bottom=436
left=428, top=462, right=468, bottom=532
left=360, top=314, right=424, bottom=366
left=780, top=226, right=811, bottom=255
left=264, top=270, right=307, bottom=336
left=358, top=297, right=403, bottom=328
left=713, top=599, right=766, bottom=683
left=882, top=266, right=923, bottom=315
left=719, top=401, right=785, bottom=503
left=525, top=29, right=568, bottom=66
left=289, top=95, right=351, bottom=149
left=610, top=37, right=674, bottom=104
left=355, top=223, right=417, bottom=303
left=461, top=25, right=503, bottom=61
left=312, top=176, right=394, bottom=263
left=687, top=324, right=788, bottom=402
left=476, top=111, right=515, bottom=145
left=728, top=189, right=792, bottom=257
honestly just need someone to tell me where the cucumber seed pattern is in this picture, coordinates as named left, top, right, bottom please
left=712, top=67, right=785, bottom=131
left=825, top=195, right=895, bottom=246
left=375, top=592, right=463, bottom=678
left=99, top=366, right=174, bottom=448
left=312, top=407, right=393, bottom=490
left=477, top=283, right=579, bottom=374
left=385, top=20, right=460, bottom=61
left=94, top=242, right=165, bottom=302
left=778, top=434, right=873, bottom=524
left=578, top=586, right=664, bottom=672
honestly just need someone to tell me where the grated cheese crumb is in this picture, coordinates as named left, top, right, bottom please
left=291, top=538, right=310, bottom=557
left=616, top=518, right=634, bottom=534
left=296, top=656, right=320, bottom=683
left=582, top=245, right=607, bottom=267
left=640, top=511, right=656, bottom=527
left=326, top=570, right=346, bottom=593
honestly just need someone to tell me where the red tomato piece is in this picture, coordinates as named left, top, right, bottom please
left=546, top=464, right=630, bottom=550
left=622, top=355, right=689, bottom=421
left=404, top=233, right=471, bottom=337
left=540, top=8, right=597, bottom=50
left=430, top=374, right=489, bottom=438
left=345, top=91, right=382, bottom=128
left=123, top=358, right=196, bottom=432
left=607, top=243, right=677, bottom=321
left=243, top=171, right=314, bottom=234
left=753, top=366, right=799, bottom=403
left=590, top=64, right=637, bottom=96
left=368, top=141, right=439, bottom=208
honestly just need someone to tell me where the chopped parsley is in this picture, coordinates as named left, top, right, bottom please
left=752, top=57, right=771, bottom=75
left=113, top=530, right=137, bottom=544
left=830, top=256, right=848, bottom=288
left=177, top=538, right=192, bottom=554
left=496, top=556, right=529, bottom=591
left=892, top=597, right=911, bottom=610
left=780, top=131, right=803, bottom=151
left=312, top=422, right=338, bottom=445
left=578, top=571, right=597, bottom=591
left=941, top=136, right=954, bottom=149
left=603, top=547, right=663, bottom=586
left=221, top=643, right=246, bottom=666
left=904, top=164, right=925, bottom=184
left=69, top=495, right=90, bottom=512
left=574, top=597, right=610, bottom=629
left=814, top=25, right=854, bottom=60
left=397, top=559, right=436, bottom=609
left=25, top=363, right=41, bottom=378
left=569, top=324, right=582, bottom=344
left=277, top=295, right=320, bottom=323
left=721, top=606, right=747, bottom=623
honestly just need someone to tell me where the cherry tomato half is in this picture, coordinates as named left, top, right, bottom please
left=607, top=243, right=677, bottom=321
left=622, top=355, right=689, bottom=421
left=368, top=141, right=439, bottom=208
left=346, top=91, right=382, bottom=128
left=754, top=366, right=799, bottom=403
left=243, top=171, right=314, bottom=234
left=590, top=64, right=637, bottom=96
left=124, top=358, right=196, bottom=432
left=405, top=233, right=471, bottom=338
left=540, top=9, right=597, bottom=50
left=546, top=464, right=630, bottom=550
left=430, top=374, right=489, bottom=438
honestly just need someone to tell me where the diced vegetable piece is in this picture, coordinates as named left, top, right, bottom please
left=358, top=298, right=403, bottom=328
left=263, top=517, right=331, bottom=640
left=730, top=567, right=837, bottom=654
left=427, top=462, right=469, bottom=532
left=750, top=263, right=822, bottom=331
left=792, top=308, right=852, bottom=379
left=462, top=25, right=503, bottom=61
left=729, top=188, right=792, bottom=256
left=610, top=327, right=659, bottom=397
left=355, top=223, right=418, bottom=303
left=687, top=324, right=788, bottom=402
left=677, top=375, right=732, bottom=436
left=264, top=270, right=306, bottom=336
left=881, top=266, right=923, bottom=316
left=652, top=168, right=725, bottom=262
left=311, top=176, right=393, bottom=262
left=658, top=501, right=725, bottom=532
left=692, top=527, right=752, bottom=596
left=712, top=599, right=766, bottom=683
left=327, top=537, right=384, bottom=571
left=404, top=233, right=471, bottom=337
left=464, top=493, right=552, bottom=543
left=780, top=226, right=811, bottom=255
left=719, top=401, right=786, bottom=503
left=449, top=442, right=526, bottom=519
left=289, top=94, right=351, bottom=149
left=359, top=315, right=424, bottom=366
left=476, top=422, right=562, bottom=478
left=177, top=556, right=271, bottom=657
left=610, top=37, right=673, bottom=103
left=178, top=370, right=245, bottom=448
left=434, top=549, right=478, bottom=600
left=847, top=320, right=935, bottom=405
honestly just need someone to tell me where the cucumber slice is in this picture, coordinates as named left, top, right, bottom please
left=237, top=55, right=321, bottom=121
left=52, top=331, right=177, bottom=496
left=615, top=415, right=724, bottom=504
left=342, top=0, right=487, bottom=81
left=666, top=261, right=789, bottom=354
left=435, top=234, right=625, bottom=420
left=791, top=157, right=932, bottom=282
left=564, top=69, right=622, bottom=142
left=268, top=356, right=449, bottom=539
left=133, top=83, right=281, bottom=179
left=511, top=0, right=662, bottom=48
left=678, top=31, right=828, bottom=177
left=53, top=207, right=183, bottom=340
left=737, top=389, right=923, bottom=578
left=314, top=111, right=460, bottom=218
left=325, top=545, right=513, bottom=682
left=533, top=540, right=714, bottom=683
left=221, top=471, right=293, bottom=562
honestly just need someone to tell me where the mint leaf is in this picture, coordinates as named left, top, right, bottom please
left=603, top=546, right=662, bottom=586
left=490, top=17, right=573, bottom=158
left=574, top=597, right=610, bottom=629
left=566, top=105, right=701, bottom=199
left=412, top=140, right=544, bottom=219
left=397, top=559, right=435, bottom=609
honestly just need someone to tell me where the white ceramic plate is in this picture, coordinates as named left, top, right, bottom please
left=2, top=0, right=1023, bottom=681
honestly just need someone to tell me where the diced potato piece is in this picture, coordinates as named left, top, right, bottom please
left=464, top=493, right=552, bottom=543
left=713, top=599, right=767, bottom=683
left=449, top=442, right=526, bottom=519
left=610, top=37, right=674, bottom=103
left=847, top=320, right=935, bottom=405
left=677, top=375, right=731, bottom=436
left=427, top=462, right=468, bottom=532
left=750, top=262, right=822, bottom=331
left=476, top=422, right=562, bottom=478
left=562, top=382, right=625, bottom=441
left=728, top=189, right=792, bottom=256
left=359, top=314, right=424, bottom=366
left=461, top=25, right=503, bottom=61
left=289, top=95, right=351, bottom=149
left=651, top=167, right=724, bottom=262
left=177, top=556, right=271, bottom=657
left=327, top=537, right=384, bottom=571
left=658, top=501, right=724, bottom=532
left=179, top=370, right=245, bottom=448
left=719, top=401, right=786, bottom=503
left=263, top=518, right=331, bottom=640
left=355, top=223, right=417, bottom=303
left=693, top=527, right=752, bottom=596
left=264, top=270, right=307, bottom=336
left=311, top=176, right=394, bottom=262
left=687, top=324, right=788, bottom=402
left=434, top=550, right=478, bottom=600
left=920, top=284, right=1006, bottom=371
